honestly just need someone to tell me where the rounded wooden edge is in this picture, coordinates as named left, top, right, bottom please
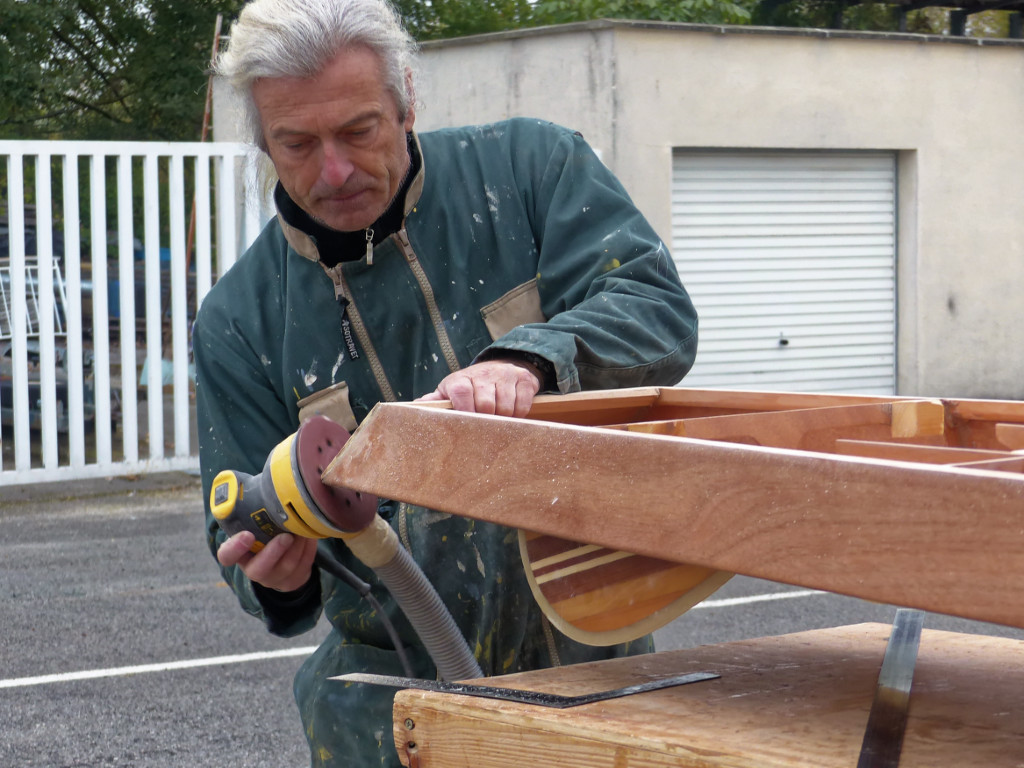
left=518, top=529, right=734, bottom=647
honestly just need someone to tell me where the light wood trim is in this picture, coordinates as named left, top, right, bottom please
left=518, top=530, right=733, bottom=645
left=891, top=399, right=946, bottom=437
left=527, top=388, right=661, bottom=415
left=834, top=440, right=1017, bottom=464
left=951, top=456, right=1024, bottom=473
left=995, top=423, right=1024, bottom=450
left=654, top=386, right=910, bottom=410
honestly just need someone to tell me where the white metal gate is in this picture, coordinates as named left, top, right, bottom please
left=0, top=140, right=268, bottom=486
left=672, top=151, right=897, bottom=394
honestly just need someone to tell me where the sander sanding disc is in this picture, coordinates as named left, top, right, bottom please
left=294, top=416, right=378, bottom=532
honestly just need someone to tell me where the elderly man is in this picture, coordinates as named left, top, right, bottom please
left=194, top=0, right=698, bottom=764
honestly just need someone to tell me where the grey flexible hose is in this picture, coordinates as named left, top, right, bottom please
left=374, top=545, right=484, bottom=682
left=343, top=516, right=483, bottom=682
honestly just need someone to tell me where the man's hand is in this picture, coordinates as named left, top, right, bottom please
left=217, top=531, right=318, bottom=593
left=415, top=359, right=543, bottom=417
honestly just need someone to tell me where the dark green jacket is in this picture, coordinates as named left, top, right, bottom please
left=193, top=118, right=697, bottom=767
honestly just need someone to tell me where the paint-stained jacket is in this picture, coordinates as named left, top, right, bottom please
left=193, top=118, right=697, bottom=767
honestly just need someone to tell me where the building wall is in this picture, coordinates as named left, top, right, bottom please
left=414, top=22, right=1024, bottom=399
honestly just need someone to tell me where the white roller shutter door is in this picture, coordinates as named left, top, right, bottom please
left=671, top=151, right=896, bottom=394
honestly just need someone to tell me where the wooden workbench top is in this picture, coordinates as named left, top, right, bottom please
left=389, top=624, right=1024, bottom=767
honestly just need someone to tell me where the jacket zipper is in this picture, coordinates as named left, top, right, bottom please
left=322, top=263, right=397, bottom=402
left=395, top=228, right=461, bottom=374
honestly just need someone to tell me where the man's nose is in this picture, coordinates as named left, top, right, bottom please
left=320, top=143, right=355, bottom=187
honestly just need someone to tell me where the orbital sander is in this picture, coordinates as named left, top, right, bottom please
left=209, top=415, right=379, bottom=549
left=208, top=415, right=482, bottom=682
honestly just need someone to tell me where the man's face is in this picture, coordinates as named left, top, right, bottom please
left=253, top=46, right=415, bottom=233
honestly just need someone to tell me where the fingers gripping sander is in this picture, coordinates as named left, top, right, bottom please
left=209, top=415, right=483, bottom=682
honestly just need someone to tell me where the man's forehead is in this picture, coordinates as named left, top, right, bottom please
left=253, top=50, right=396, bottom=113
left=254, top=45, right=388, bottom=92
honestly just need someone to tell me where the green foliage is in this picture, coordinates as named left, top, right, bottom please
left=393, top=0, right=755, bottom=39
left=533, top=0, right=753, bottom=26
left=752, top=0, right=946, bottom=33
left=966, top=10, right=1014, bottom=37
left=392, top=0, right=538, bottom=40
left=0, top=0, right=245, bottom=141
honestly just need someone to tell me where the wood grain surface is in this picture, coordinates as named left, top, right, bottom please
left=389, top=624, right=1024, bottom=768
left=324, top=388, right=1024, bottom=630
left=519, top=530, right=733, bottom=645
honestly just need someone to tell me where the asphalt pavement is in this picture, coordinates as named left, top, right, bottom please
left=2, top=473, right=1022, bottom=767
left=2, top=472, right=328, bottom=768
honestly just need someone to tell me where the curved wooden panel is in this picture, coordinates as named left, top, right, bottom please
left=519, top=530, right=733, bottom=645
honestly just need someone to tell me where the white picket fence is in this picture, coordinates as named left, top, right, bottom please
left=0, top=140, right=270, bottom=486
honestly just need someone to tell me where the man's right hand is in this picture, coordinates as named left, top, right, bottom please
left=217, top=531, right=319, bottom=593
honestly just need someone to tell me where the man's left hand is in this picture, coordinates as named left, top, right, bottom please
left=415, top=359, right=542, bottom=417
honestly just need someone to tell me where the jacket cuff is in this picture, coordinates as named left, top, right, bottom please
left=474, top=348, right=557, bottom=392
left=252, top=572, right=322, bottom=636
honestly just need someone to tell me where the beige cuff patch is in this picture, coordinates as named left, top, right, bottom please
left=480, top=277, right=546, bottom=341
left=297, top=381, right=359, bottom=432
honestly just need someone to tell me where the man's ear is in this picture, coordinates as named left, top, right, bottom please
left=403, top=67, right=416, bottom=131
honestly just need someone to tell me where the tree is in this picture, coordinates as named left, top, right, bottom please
left=393, top=0, right=755, bottom=40
left=752, top=0, right=948, bottom=33
left=533, top=0, right=753, bottom=26
left=0, top=0, right=244, bottom=141
left=392, top=0, right=539, bottom=40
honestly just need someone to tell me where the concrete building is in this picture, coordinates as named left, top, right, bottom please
left=218, top=21, right=1024, bottom=400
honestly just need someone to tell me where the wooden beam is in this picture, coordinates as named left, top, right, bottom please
left=834, top=440, right=1017, bottom=464
left=326, top=402, right=1024, bottom=630
left=390, top=625, right=1024, bottom=768
left=946, top=398, right=1024, bottom=423
left=620, top=401, right=944, bottom=453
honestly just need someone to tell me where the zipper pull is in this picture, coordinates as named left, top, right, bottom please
left=326, top=264, right=346, bottom=301
left=395, top=228, right=417, bottom=264
left=365, top=228, right=374, bottom=265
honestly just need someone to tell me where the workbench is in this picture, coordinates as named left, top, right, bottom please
left=390, top=623, right=1024, bottom=767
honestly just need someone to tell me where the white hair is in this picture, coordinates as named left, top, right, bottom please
left=216, top=0, right=418, bottom=150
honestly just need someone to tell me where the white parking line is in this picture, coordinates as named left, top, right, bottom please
left=1, top=590, right=826, bottom=690
left=0, top=647, right=318, bottom=689
left=695, top=589, right=824, bottom=609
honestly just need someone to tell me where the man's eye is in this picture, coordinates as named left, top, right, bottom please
left=277, top=138, right=310, bottom=152
left=347, top=126, right=375, bottom=141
